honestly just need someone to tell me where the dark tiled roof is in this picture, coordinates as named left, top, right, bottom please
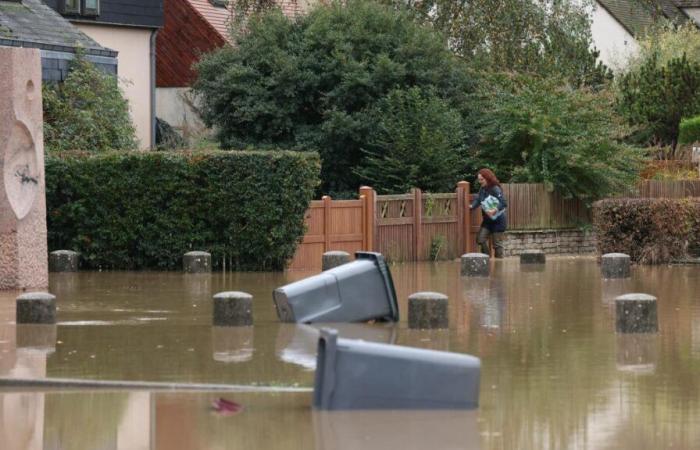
left=0, top=0, right=116, bottom=57
left=597, top=0, right=691, bottom=36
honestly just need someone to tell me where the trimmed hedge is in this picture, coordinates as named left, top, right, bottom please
left=679, top=115, right=700, bottom=145
left=593, top=198, right=700, bottom=264
left=46, top=150, right=320, bottom=270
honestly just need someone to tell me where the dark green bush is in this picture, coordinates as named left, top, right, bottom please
left=193, top=0, right=472, bottom=194
left=592, top=198, right=700, bottom=264
left=46, top=150, right=320, bottom=270
left=43, top=53, right=137, bottom=152
left=354, top=87, right=467, bottom=194
left=616, top=54, right=700, bottom=151
left=679, top=116, right=700, bottom=145
left=473, top=74, right=644, bottom=200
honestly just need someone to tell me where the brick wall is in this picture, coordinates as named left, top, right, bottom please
left=502, top=229, right=597, bottom=257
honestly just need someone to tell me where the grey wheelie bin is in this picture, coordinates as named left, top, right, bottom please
left=273, top=252, right=399, bottom=323
left=314, top=329, right=481, bottom=410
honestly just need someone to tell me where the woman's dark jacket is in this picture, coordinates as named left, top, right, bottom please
left=470, top=185, right=507, bottom=232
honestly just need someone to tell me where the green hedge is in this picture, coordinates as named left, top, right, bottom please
left=46, top=150, right=320, bottom=270
left=679, top=116, right=700, bottom=145
left=593, top=198, right=700, bottom=264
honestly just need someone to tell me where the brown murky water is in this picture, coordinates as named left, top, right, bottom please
left=1, top=256, right=700, bottom=449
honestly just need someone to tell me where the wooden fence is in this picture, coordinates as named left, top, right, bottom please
left=289, top=182, right=590, bottom=269
left=288, top=180, right=700, bottom=269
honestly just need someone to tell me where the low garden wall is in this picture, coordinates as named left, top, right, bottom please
left=501, top=229, right=597, bottom=257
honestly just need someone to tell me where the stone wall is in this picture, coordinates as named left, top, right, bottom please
left=502, top=229, right=597, bottom=257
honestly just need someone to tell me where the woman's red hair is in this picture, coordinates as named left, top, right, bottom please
left=478, top=168, right=500, bottom=188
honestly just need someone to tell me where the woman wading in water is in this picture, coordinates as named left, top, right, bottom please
left=470, top=169, right=507, bottom=258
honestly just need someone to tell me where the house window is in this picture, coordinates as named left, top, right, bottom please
left=62, top=0, right=81, bottom=14
left=84, top=0, right=100, bottom=16
left=62, top=0, right=100, bottom=16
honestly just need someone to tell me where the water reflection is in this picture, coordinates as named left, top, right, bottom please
left=615, top=333, right=658, bottom=374
left=313, top=410, right=480, bottom=450
left=275, top=323, right=397, bottom=370
left=211, top=326, right=254, bottom=363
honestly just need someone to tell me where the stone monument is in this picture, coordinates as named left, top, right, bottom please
left=0, top=48, right=48, bottom=290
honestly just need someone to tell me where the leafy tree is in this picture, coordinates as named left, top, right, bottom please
left=380, top=0, right=611, bottom=87
left=43, top=53, right=137, bottom=152
left=355, top=87, right=467, bottom=194
left=616, top=54, right=700, bottom=151
left=473, top=74, right=644, bottom=200
left=193, top=0, right=473, bottom=194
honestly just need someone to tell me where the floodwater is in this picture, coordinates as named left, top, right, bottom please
left=1, top=257, right=700, bottom=449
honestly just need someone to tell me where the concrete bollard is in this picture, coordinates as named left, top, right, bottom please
left=601, top=253, right=631, bottom=279
left=16, top=292, right=56, bottom=324
left=615, top=293, right=657, bottom=333
left=49, top=250, right=79, bottom=272
left=322, top=251, right=351, bottom=271
left=520, top=250, right=545, bottom=265
left=408, top=292, right=449, bottom=329
left=213, top=291, right=253, bottom=326
left=183, top=251, right=211, bottom=273
left=461, top=253, right=489, bottom=277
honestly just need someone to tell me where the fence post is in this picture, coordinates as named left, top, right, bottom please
left=457, top=181, right=469, bottom=255
left=323, top=195, right=332, bottom=252
left=413, top=188, right=422, bottom=261
left=359, top=186, right=375, bottom=251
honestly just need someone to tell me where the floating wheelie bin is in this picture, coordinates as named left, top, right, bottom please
left=273, top=252, right=398, bottom=323
left=314, top=329, right=481, bottom=410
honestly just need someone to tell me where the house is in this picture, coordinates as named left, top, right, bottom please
left=592, top=0, right=700, bottom=69
left=43, top=0, right=164, bottom=149
left=0, top=0, right=117, bottom=80
left=155, top=0, right=312, bottom=142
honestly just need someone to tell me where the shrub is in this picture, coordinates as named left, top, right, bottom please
left=616, top=54, right=700, bottom=151
left=193, top=0, right=472, bottom=194
left=592, top=198, right=700, bottom=264
left=45, top=150, right=320, bottom=270
left=43, top=53, right=137, bottom=152
left=679, top=116, right=700, bottom=145
left=354, top=87, right=467, bottom=194
left=472, top=74, right=644, bottom=200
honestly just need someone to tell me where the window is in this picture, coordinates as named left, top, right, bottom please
left=61, top=0, right=100, bottom=17
left=62, top=0, right=80, bottom=14
left=84, top=0, right=100, bottom=16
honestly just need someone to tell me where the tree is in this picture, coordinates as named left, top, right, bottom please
left=193, top=0, right=473, bottom=194
left=473, top=74, right=644, bottom=200
left=43, top=53, right=137, bottom=152
left=355, top=87, right=467, bottom=194
left=380, top=0, right=611, bottom=87
left=616, top=54, right=700, bottom=151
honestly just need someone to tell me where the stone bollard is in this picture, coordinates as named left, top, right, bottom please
left=322, top=251, right=351, bottom=271
left=520, top=250, right=545, bottom=265
left=461, top=253, right=489, bottom=277
left=16, top=292, right=56, bottom=324
left=183, top=251, right=211, bottom=273
left=601, top=253, right=631, bottom=279
left=408, top=292, right=449, bottom=329
left=615, top=293, right=657, bottom=333
left=49, top=250, right=80, bottom=272
left=213, top=291, right=253, bottom=326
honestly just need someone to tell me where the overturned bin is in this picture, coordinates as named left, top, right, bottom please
left=314, top=329, right=481, bottom=410
left=273, top=252, right=399, bottom=323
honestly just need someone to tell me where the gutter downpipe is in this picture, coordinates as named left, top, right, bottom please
left=150, top=29, right=158, bottom=150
